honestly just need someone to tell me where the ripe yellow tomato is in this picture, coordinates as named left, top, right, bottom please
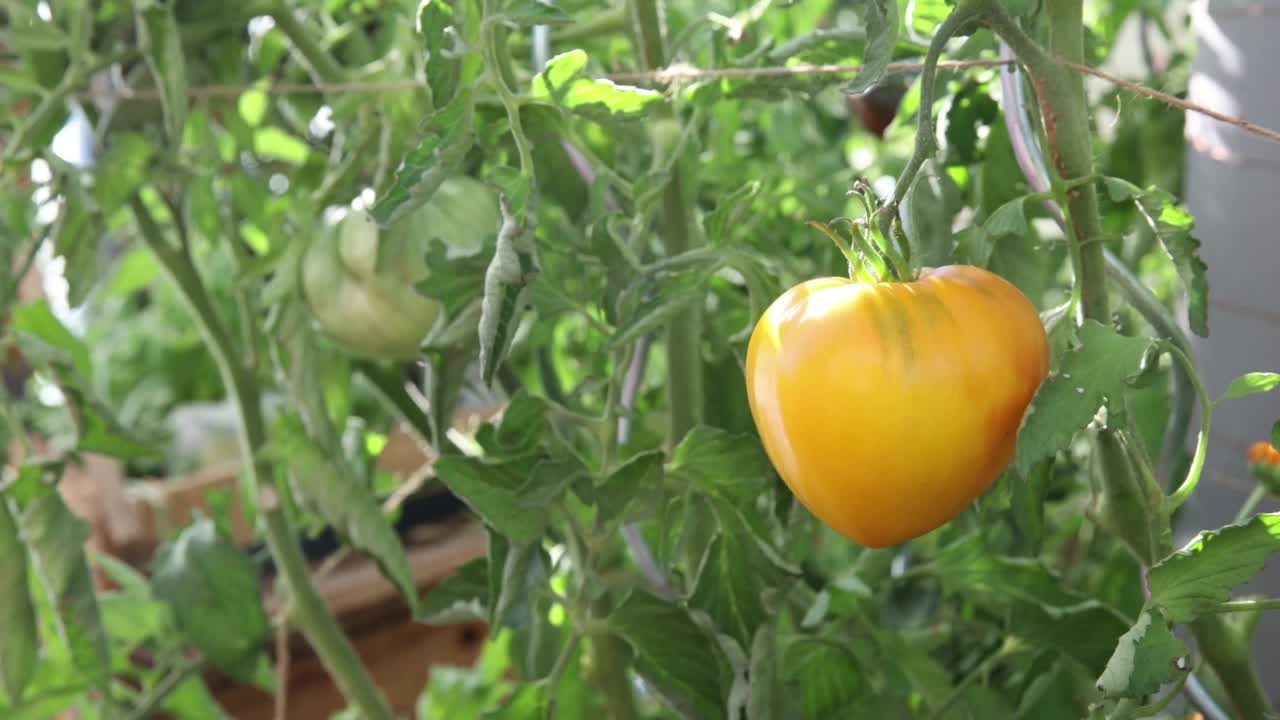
left=745, top=265, right=1049, bottom=548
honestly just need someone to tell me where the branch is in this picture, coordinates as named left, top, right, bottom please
left=876, top=8, right=980, bottom=243
left=269, top=2, right=348, bottom=85
left=130, top=196, right=394, bottom=720
left=1064, top=60, right=1280, bottom=143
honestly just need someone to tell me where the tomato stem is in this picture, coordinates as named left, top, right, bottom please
left=808, top=220, right=874, bottom=282
left=1163, top=343, right=1210, bottom=512
left=874, top=7, right=978, bottom=247
left=130, top=196, right=396, bottom=720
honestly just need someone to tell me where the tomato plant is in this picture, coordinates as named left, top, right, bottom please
left=2, top=0, right=1280, bottom=719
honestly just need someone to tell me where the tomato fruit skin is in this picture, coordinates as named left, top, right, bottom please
left=745, top=265, right=1049, bottom=548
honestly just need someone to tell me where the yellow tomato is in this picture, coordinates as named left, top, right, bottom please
left=745, top=266, right=1049, bottom=548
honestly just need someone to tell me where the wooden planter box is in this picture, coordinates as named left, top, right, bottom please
left=17, top=425, right=490, bottom=720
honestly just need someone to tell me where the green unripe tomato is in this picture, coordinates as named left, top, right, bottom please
left=300, top=176, right=500, bottom=360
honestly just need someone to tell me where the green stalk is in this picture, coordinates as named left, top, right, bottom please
left=270, top=1, right=348, bottom=85
left=982, top=3, right=1275, bottom=716
left=876, top=8, right=978, bottom=245
left=1188, top=614, right=1273, bottom=720
left=130, top=198, right=394, bottom=720
left=630, top=0, right=705, bottom=444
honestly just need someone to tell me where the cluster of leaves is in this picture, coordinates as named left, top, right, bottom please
left=2, top=0, right=1278, bottom=719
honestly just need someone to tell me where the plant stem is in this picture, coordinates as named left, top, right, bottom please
left=130, top=197, right=394, bottom=720
left=483, top=1, right=536, bottom=179
left=1212, top=598, right=1280, bottom=614
left=630, top=0, right=705, bottom=444
left=876, top=7, right=977, bottom=244
left=125, top=658, right=204, bottom=720
left=587, top=606, right=640, bottom=720
left=354, top=360, right=438, bottom=448
left=1164, top=344, right=1210, bottom=511
left=1189, top=614, right=1273, bottom=720
left=1235, top=486, right=1268, bottom=525
left=270, top=2, right=348, bottom=85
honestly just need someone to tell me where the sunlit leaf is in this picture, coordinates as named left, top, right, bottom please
left=1147, top=512, right=1280, bottom=623
left=530, top=50, right=662, bottom=117
left=1015, top=321, right=1152, bottom=474
left=1216, top=372, right=1280, bottom=405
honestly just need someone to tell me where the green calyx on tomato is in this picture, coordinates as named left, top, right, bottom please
left=300, top=176, right=500, bottom=360
left=745, top=264, right=1049, bottom=548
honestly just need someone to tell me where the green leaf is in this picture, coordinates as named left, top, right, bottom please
left=479, top=198, right=539, bottom=386
left=746, top=625, right=785, bottom=720
left=983, top=196, right=1030, bottom=239
left=1138, top=190, right=1209, bottom=338
left=416, top=0, right=481, bottom=111
left=780, top=636, right=862, bottom=717
left=11, top=469, right=110, bottom=691
left=1009, top=601, right=1132, bottom=676
left=0, top=498, right=37, bottom=704
left=433, top=457, right=550, bottom=544
left=490, top=542, right=547, bottom=626
left=936, top=533, right=1130, bottom=673
left=370, top=91, right=474, bottom=227
left=1104, top=178, right=1209, bottom=337
left=1015, top=320, right=1153, bottom=474
left=419, top=558, right=489, bottom=624
left=150, top=515, right=268, bottom=681
left=474, top=390, right=547, bottom=459
left=76, top=405, right=164, bottom=459
left=266, top=415, right=420, bottom=612
left=92, top=132, right=154, bottom=214
left=1147, top=512, right=1280, bottom=623
left=845, top=0, right=900, bottom=95
left=2, top=5, right=70, bottom=52
left=1216, top=372, right=1280, bottom=405
left=48, top=179, right=99, bottom=308
left=491, top=543, right=562, bottom=682
left=688, top=499, right=788, bottom=652
left=10, top=300, right=91, bottom=383
left=530, top=50, right=662, bottom=117
left=106, top=246, right=159, bottom=296
left=706, top=180, right=761, bottom=246
left=607, top=270, right=703, bottom=350
left=252, top=127, right=312, bottom=165
left=609, top=589, right=727, bottom=719
left=237, top=84, right=268, bottom=127
left=667, top=426, right=772, bottom=505
left=943, top=81, right=999, bottom=166
left=1010, top=461, right=1050, bottom=554
left=134, top=0, right=188, bottom=144
left=596, top=450, right=664, bottom=530
left=1095, top=607, right=1189, bottom=699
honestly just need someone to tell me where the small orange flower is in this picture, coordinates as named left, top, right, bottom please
left=1246, top=441, right=1280, bottom=467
